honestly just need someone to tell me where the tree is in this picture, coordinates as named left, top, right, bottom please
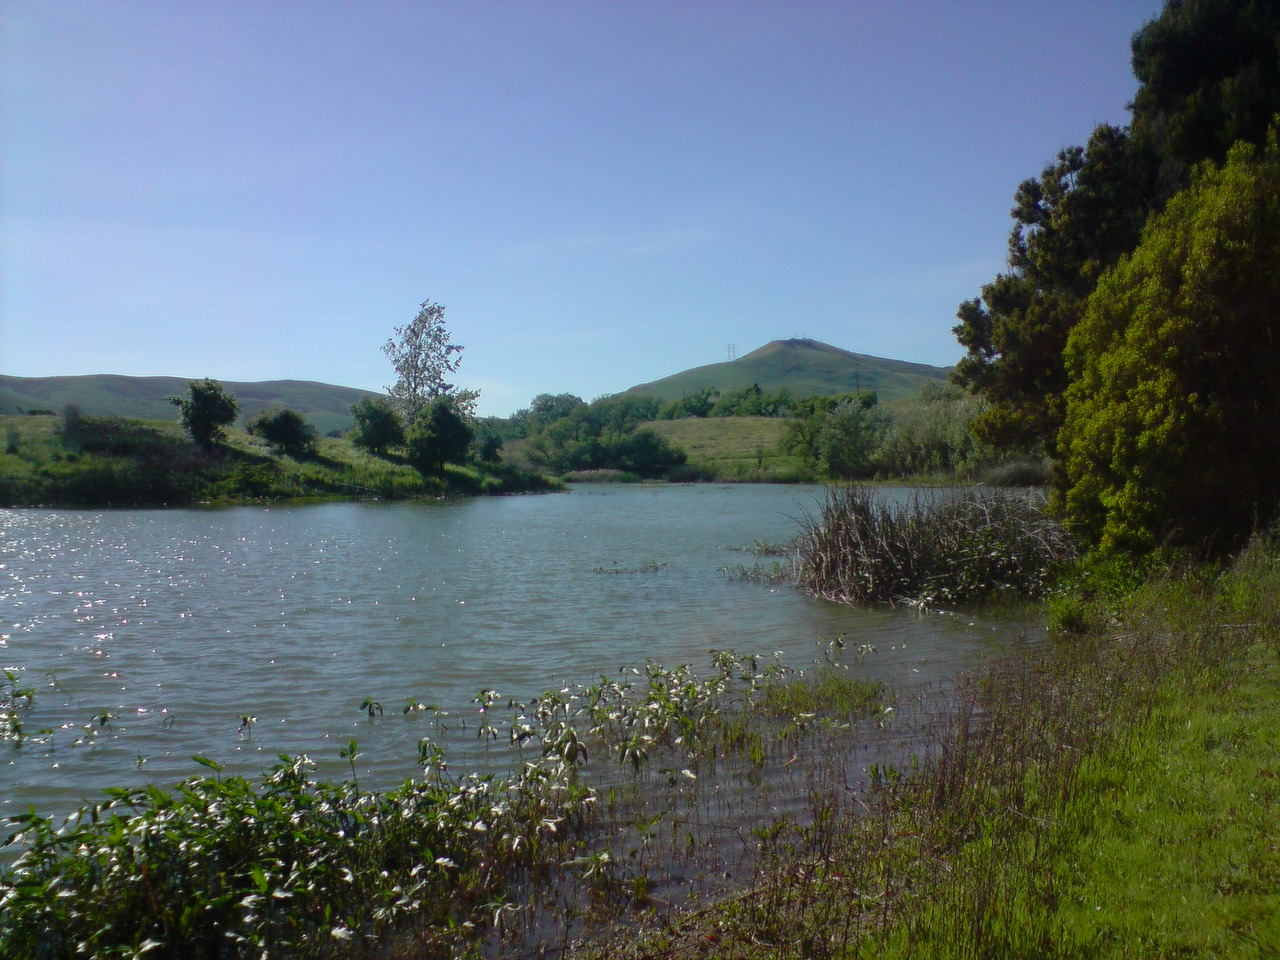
left=246, top=407, right=317, bottom=457
left=952, top=124, right=1158, bottom=453
left=1130, top=0, right=1280, bottom=193
left=1057, top=137, right=1280, bottom=554
left=170, top=379, right=238, bottom=450
left=404, top=398, right=474, bottom=476
left=383, top=300, right=479, bottom=420
left=350, top=396, right=404, bottom=457
left=818, top=398, right=885, bottom=480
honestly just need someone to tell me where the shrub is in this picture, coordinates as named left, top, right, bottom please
left=246, top=407, right=318, bottom=457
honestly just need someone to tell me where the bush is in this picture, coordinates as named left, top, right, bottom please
left=246, top=407, right=318, bottom=457
left=349, top=396, right=404, bottom=456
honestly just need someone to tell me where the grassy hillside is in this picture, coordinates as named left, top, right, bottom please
left=0, top=375, right=378, bottom=436
left=0, top=412, right=556, bottom=507
left=626, top=338, right=951, bottom=405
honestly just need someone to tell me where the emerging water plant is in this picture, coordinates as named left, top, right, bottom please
left=0, top=646, right=886, bottom=959
left=797, top=486, right=1076, bottom=606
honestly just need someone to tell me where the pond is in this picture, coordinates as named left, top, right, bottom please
left=1, top=484, right=1034, bottom=820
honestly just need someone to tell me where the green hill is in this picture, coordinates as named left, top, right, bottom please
left=625, top=338, right=951, bottom=405
left=0, top=375, right=378, bottom=436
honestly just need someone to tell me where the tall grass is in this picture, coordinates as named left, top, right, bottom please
left=797, top=486, right=1076, bottom=606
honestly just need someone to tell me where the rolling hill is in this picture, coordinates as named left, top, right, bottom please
left=0, top=375, right=378, bottom=436
left=625, top=338, right=951, bottom=405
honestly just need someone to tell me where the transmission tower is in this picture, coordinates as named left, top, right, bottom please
left=727, top=343, right=736, bottom=361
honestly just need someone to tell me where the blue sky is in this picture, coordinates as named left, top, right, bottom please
left=2, top=0, right=1163, bottom=417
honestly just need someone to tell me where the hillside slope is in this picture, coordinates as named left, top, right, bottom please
left=0, top=375, right=378, bottom=436
left=625, top=338, right=951, bottom=404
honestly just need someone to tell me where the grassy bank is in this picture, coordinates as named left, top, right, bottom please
left=582, top=537, right=1280, bottom=959
left=0, top=413, right=559, bottom=506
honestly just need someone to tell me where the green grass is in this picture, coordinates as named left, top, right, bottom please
left=641, top=416, right=816, bottom=481
left=577, top=537, right=1280, bottom=960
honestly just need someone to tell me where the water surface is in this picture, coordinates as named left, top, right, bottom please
left=1, top=484, right=1032, bottom=818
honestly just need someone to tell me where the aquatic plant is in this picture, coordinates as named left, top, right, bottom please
left=797, top=486, right=1076, bottom=606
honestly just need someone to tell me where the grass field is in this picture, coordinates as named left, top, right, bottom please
left=642, top=416, right=815, bottom=481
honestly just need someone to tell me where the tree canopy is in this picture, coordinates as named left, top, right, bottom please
left=404, top=398, right=474, bottom=476
left=1057, top=136, right=1280, bottom=554
left=383, top=300, right=478, bottom=420
left=349, top=396, right=405, bottom=457
left=246, top=407, right=318, bottom=457
left=169, top=379, right=238, bottom=450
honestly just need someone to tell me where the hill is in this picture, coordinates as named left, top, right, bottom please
left=0, top=375, right=378, bottom=436
left=625, top=338, right=951, bottom=405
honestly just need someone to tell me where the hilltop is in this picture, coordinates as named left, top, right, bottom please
left=624, top=338, right=951, bottom=405
left=0, top=375, right=377, bottom=436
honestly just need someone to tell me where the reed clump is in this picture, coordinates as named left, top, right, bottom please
left=797, top=486, right=1076, bottom=606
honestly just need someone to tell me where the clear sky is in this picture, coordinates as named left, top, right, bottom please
left=2, top=0, right=1163, bottom=417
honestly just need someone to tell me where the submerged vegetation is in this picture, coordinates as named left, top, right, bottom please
left=0, top=648, right=885, bottom=958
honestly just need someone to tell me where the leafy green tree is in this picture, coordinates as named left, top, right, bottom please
left=952, top=124, right=1158, bottom=453
left=169, top=379, right=238, bottom=450
left=782, top=393, right=874, bottom=464
left=708, top=383, right=791, bottom=417
left=818, top=398, right=885, bottom=480
left=660, top=388, right=718, bottom=419
left=246, top=407, right=318, bottom=457
left=350, top=396, right=404, bottom=457
left=1057, top=137, right=1280, bottom=554
left=955, top=1, right=1280, bottom=458
left=875, top=382, right=989, bottom=478
left=383, top=300, right=479, bottom=420
left=404, top=398, right=474, bottom=476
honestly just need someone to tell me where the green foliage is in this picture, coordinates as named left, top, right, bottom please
left=245, top=407, right=318, bottom=457
left=952, top=124, right=1158, bottom=453
left=404, top=397, right=475, bottom=475
left=168, top=378, right=239, bottom=450
left=522, top=394, right=685, bottom=477
left=348, top=395, right=404, bottom=456
left=1058, top=138, right=1280, bottom=554
left=816, top=397, right=885, bottom=480
left=707, top=382, right=790, bottom=418
left=955, top=2, right=1280, bottom=463
left=876, top=382, right=990, bottom=478
left=1130, top=0, right=1280, bottom=189
left=659, top=387, right=717, bottom=419
left=382, top=299, right=479, bottom=420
